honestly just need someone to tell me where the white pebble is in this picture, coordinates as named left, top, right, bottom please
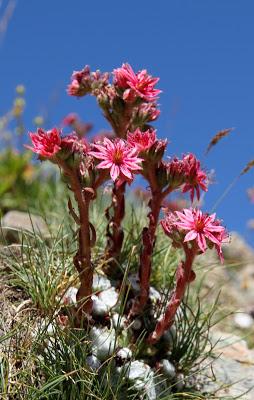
left=62, top=287, right=78, bottom=305
left=234, top=313, right=253, bottom=329
left=99, top=287, right=118, bottom=309
left=93, top=274, right=111, bottom=291
left=116, top=347, right=132, bottom=360
left=90, top=327, right=116, bottom=361
left=86, top=355, right=101, bottom=370
left=92, top=294, right=109, bottom=316
left=160, top=359, right=176, bottom=379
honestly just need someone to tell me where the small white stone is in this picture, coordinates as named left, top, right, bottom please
left=86, top=355, right=101, bottom=371
left=116, top=347, right=132, bottom=360
left=62, top=287, right=78, bottom=305
left=92, top=294, right=109, bottom=316
left=175, top=373, right=185, bottom=391
left=162, top=325, right=177, bottom=347
left=161, top=359, right=176, bottom=379
left=132, top=319, right=142, bottom=330
left=112, top=313, right=126, bottom=329
left=127, top=360, right=152, bottom=381
left=99, top=287, right=118, bottom=309
left=93, top=274, right=111, bottom=291
left=234, top=313, right=254, bottom=329
left=149, top=286, right=161, bottom=303
left=128, top=274, right=140, bottom=293
left=90, top=327, right=116, bottom=361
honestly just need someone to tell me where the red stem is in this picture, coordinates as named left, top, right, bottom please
left=148, top=244, right=196, bottom=344
left=104, top=182, right=126, bottom=276
left=58, top=159, right=93, bottom=321
left=130, top=167, right=168, bottom=315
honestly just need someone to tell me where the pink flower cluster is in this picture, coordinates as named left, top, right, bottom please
left=27, top=128, right=89, bottom=158
left=26, top=128, right=62, bottom=158
left=127, top=128, right=157, bottom=152
left=166, top=155, right=208, bottom=201
left=89, top=137, right=142, bottom=182
left=161, top=208, right=228, bottom=262
left=113, top=63, right=161, bottom=102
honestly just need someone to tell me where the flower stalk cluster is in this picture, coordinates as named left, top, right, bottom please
left=27, top=63, right=228, bottom=340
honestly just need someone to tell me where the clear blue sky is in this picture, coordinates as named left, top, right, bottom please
left=1, top=0, right=254, bottom=243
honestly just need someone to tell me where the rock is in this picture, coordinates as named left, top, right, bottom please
left=92, top=294, right=109, bottom=317
left=160, top=359, right=176, bottom=379
left=86, top=355, right=101, bottom=371
left=112, top=313, right=126, bottom=330
left=117, top=360, right=156, bottom=398
left=62, top=287, right=78, bottom=305
left=174, top=373, right=185, bottom=391
left=116, top=347, right=132, bottom=361
left=222, top=232, right=254, bottom=263
left=162, top=325, right=177, bottom=348
left=203, top=331, right=254, bottom=399
left=128, top=274, right=140, bottom=293
left=149, top=286, right=161, bottom=303
left=98, top=287, right=118, bottom=309
left=1, top=211, right=49, bottom=243
left=93, top=273, right=111, bottom=291
left=90, top=327, right=116, bottom=361
left=131, top=318, right=142, bottom=331
left=234, top=312, right=254, bottom=329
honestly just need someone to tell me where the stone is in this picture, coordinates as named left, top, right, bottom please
left=234, top=312, right=254, bottom=329
left=62, top=287, right=78, bottom=305
left=203, top=331, right=254, bottom=399
left=86, top=355, right=101, bottom=371
left=93, top=273, right=111, bottom=291
left=98, top=287, right=118, bottom=309
left=1, top=211, right=49, bottom=243
left=112, top=313, right=126, bottom=330
left=160, top=359, right=176, bottom=379
left=116, top=347, right=132, bottom=361
left=90, top=327, right=116, bottom=361
left=149, top=286, right=161, bottom=303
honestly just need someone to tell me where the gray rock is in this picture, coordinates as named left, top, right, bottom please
left=98, top=287, right=118, bottom=309
left=116, top=347, right=132, bottom=361
left=160, top=359, right=176, bottom=379
left=112, top=313, right=126, bottom=330
left=92, top=294, right=109, bottom=316
left=162, top=325, right=177, bottom=348
left=90, top=327, right=116, bottom=361
left=93, top=273, right=111, bottom=291
left=86, top=355, right=101, bottom=371
left=1, top=211, right=49, bottom=243
left=203, top=331, right=254, bottom=399
left=149, top=286, right=161, bottom=303
left=62, top=287, right=78, bottom=305
left=128, top=274, right=140, bottom=293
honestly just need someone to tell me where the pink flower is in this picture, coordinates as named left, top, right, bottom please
left=175, top=208, right=227, bottom=261
left=113, top=63, right=161, bottom=102
left=26, top=128, right=62, bottom=158
left=89, top=137, right=143, bottom=182
left=127, top=128, right=157, bottom=152
left=182, top=154, right=208, bottom=201
left=67, top=66, right=91, bottom=97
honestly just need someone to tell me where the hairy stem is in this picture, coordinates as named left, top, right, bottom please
left=103, top=182, right=126, bottom=277
left=148, top=244, right=196, bottom=344
left=58, top=159, right=93, bottom=322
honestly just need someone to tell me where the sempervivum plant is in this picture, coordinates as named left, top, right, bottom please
left=26, top=63, right=228, bottom=398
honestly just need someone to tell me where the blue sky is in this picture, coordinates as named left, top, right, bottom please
left=1, top=0, right=254, bottom=243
